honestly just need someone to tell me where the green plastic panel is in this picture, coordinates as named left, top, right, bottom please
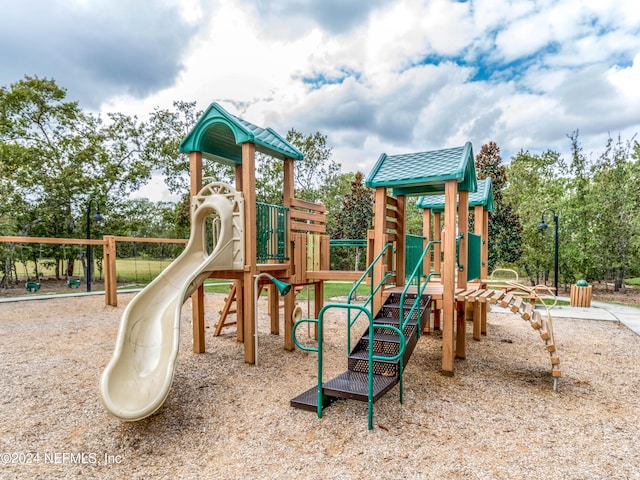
left=405, top=234, right=425, bottom=282
left=467, top=232, right=481, bottom=281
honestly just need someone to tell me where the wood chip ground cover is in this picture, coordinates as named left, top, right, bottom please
left=1, top=293, right=639, bottom=479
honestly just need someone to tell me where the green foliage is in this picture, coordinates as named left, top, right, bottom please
left=504, top=149, right=564, bottom=285
left=285, top=129, right=340, bottom=203
left=475, top=142, right=522, bottom=272
left=330, top=172, right=373, bottom=270
left=144, top=101, right=234, bottom=195
left=0, top=75, right=154, bottom=242
left=589, top=134, right=640, bottom=287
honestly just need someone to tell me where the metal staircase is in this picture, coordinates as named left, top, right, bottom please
left=291, top=292, right=431, bottom=428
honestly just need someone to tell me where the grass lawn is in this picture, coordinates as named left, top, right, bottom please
left=203, top=280, right=371, bottom=302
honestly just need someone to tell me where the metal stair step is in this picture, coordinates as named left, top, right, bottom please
left=348, top=349, right=399, bottom=376
left=290, top=385, right=337, bottom=412
left=322, top=371, right=398, bottom=402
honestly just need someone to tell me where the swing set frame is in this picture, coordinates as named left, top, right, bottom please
left=0, top=235, right=187, bottom=302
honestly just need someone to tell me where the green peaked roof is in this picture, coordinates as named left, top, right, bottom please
left=365, top=142, right=477, bottom=195
left=179, top=102, right=303, bottom=166
left=416, top=177, right=494, bottom=212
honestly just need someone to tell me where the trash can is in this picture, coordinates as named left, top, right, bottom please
left=570, top=280, right=592, bottom=307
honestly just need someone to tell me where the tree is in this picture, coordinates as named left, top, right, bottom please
left=255, top=129, right=341, bottom=207
left=0, top=76, right=154, bottom=279
left=474, top=142, right=522, bottom=272
left=504, top=149, right=565, bottom=285
left=590, top=134, right=639, bottom=290
left=331, top=172, right=373, bottom=270
left=144, top=101, right=234, bottom=195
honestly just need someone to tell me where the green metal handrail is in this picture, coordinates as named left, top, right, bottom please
left=293, top=303, right=406, bottom=430
left=346, top=242, right=394, bottom=351
left=329, top=239, right=367, bottom=248
left=398, top=241, right=441, bottom=341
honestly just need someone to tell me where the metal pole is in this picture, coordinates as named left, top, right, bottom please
left=86, top=204, right=92, bottom=292
left=554, top=213, right=559, bottom=296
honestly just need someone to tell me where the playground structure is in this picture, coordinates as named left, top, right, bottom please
left=0, top=101, right=556, bottom=426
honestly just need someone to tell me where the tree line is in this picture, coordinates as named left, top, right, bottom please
left=1, top=75, right=639, bottom=289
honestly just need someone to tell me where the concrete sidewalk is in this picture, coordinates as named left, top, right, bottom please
left=492, top=297, right=640, bottom=336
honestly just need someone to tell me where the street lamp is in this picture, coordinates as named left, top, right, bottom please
left=253, top=273, right=292, bottom=366
left=86, top=199, right=105, bottom=292
left=538, top=208, right=559, bottom=295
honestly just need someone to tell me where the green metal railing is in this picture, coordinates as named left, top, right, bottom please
left=293, top=303, right=405, bottom=430
left=346, top=242, right=394, bottom=350
left=398, top=241, right=441, bottom=340
left=329, top=239, right=367, bottom=248
left=256, top=202, right=289, bottom=262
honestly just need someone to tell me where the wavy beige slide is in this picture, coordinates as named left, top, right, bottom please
left=100, top=183, right=244, bottom=421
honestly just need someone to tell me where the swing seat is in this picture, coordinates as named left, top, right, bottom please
left=25, top=281, right=41, bottom=292
left=67, top=278, right=81, bottom=288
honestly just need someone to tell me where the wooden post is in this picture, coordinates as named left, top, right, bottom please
left=422, top=208, right=431, bottom=275
left=433, top=211, right=442, bottom=275
left=103, top=235, right=118, bottom=306
left=442, top=180, right=457, bottom=375
left=236, top=280, right=244, bottom=342
left=284, top=290, right=296, bottom=351
left=456, top=190, right=469, bottom=359
left=242, top=143, right=258, bottom=364
left=481, top=209, right=489, bottom=335
left=395, top=195, right=406, bottom=288
left=474, top=204, right=486, bottom=338
left=234, top=165, right=245, bottom=343
left=373, top=187, right=388, bottom=314
left=268, top=283, right=279, bottom=335
left=189, top=151, right=205, bottom=353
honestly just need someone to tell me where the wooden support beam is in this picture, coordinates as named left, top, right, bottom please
left=473, top=301, right=481, bottom=341
left=457, top=190, right=469, bottom=291
left=395, top=195, right=406, bottom=288
left=456, top=300, right=466, bottom=359
left=422, top=208, right=432, bottom=275
left=268, top=283, right=279, bottom=335
left=373, top=187, right=388, bottom=315
left=284, top=288, right=296, bottom=351
left=442, top=180, right=457, bottom=375
left=433, top=212, right=442, bottom=275
left=242, top=142, right=258, bottom=364
left=189, top=151, right=205, bottom=353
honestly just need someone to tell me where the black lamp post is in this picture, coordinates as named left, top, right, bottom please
left=86, top=199, right=105, bottom=292
left=538, top=208, right=559, bottom=295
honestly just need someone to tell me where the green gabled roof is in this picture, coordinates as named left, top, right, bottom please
left=365, top=142, right=477, bottom=196
left=416, top=177, right=494, bottom=212
left=179, top=102, right=303, bottom=166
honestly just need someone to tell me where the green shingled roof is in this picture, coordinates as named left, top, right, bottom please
left=416, top=177, right=494, bottom=212
left=365, top=142, right=477, bottom=195
left=179, top=102, right=303, bottom=166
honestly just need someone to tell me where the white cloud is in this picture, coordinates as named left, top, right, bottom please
left=5, top=0, right=639, bottom=196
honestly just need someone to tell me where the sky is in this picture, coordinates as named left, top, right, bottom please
left=2, top=0, right=640, bottom=202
